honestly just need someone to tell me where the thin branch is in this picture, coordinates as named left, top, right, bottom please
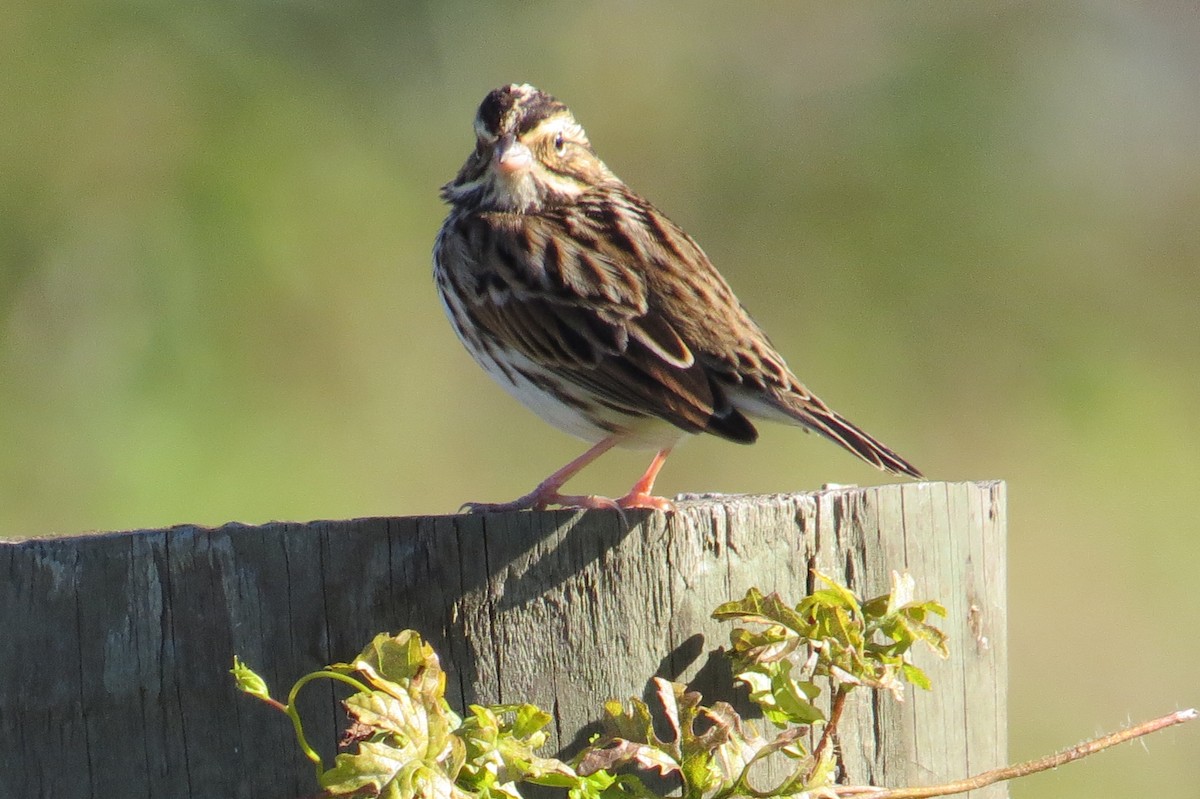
left=809, top=684, right=850, bottom=780
left=835, top=708, right=1196, bottom=799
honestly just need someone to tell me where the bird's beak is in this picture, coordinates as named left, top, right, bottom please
left=494, top=135, right=533, bottom=175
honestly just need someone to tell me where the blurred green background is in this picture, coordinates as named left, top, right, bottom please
left=2, top=1, right=1197, bottom=795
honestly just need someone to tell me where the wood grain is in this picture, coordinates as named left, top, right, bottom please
left=0, top=481, right=1006, bottom=799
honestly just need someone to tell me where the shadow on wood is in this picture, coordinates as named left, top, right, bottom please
left=0, top=481, right=1006, bottom=799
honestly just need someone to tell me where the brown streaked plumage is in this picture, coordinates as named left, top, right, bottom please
left=434, top=83, right=921, bottom=513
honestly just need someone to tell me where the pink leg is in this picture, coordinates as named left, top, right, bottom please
left=614, top=448, right=676, bottom=511
left=462, top=435, right=624, bottom=513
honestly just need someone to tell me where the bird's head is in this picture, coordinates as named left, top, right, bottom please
left=441, top=84, right=614, bottom=212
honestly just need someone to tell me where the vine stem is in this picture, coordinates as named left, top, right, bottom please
left=808, top=683, right=850, bottom=781
left=285, top=669, right=375, bottom=772
left=834, top=708, right=1196, bottom=799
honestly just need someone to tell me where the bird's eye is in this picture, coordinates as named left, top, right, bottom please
left=553, top=132, right=567, bottom=155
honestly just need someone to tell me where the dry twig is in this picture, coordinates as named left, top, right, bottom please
left=833, top=708, right=1196, bottom=799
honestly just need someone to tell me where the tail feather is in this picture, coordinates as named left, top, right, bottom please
left=723, top=382, right=923, bottom=478
left=799, top=405, right=923, bottom=479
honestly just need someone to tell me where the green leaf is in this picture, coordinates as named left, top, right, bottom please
left=898, top=604, right=950, bottom=659
left=715, top=570, right=951, bottom=765
left=579, top=678, right=820, bottom=799
left=810, top=571, right=863, bottom=614
left=319, top=740, right=412, bottom=795
left=239, top=579, right=954, bottom=799
left=861, top=594, right=891, bottom=620
left=802, top=742, right=838, bottom=791
left=571, top=772, right=656, bottom=799
left=349, top=630, right=448, bottom=703
left=577, top=738, right=680, bottom=778
left=458, top=703, right=577, bottom=792
left=508, top=703, right=553, bottom=740
left=566, top=770, right=617, bottom=799
left=727, top=625, right=800, bottom=669
left=713, top=588, right=812, bottom=636
left=901, top=662, right=932, bottom=691
left=599, top=696, right=670, bottom=755
left=734, top=661, right=824, bottom=727
left=344, top=689, right=418, bottom=741
left=239, top=630, right=590, bottom=799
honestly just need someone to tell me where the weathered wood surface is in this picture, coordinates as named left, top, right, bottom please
left=0, top=481, right=1006, bottom=799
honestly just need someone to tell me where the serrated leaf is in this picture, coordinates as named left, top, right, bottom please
left=900, top=662, right=932, bottom=691
left=576, top=739, right=680, bottom=778
left=654, top=678, right=686, bottom=745
left=585, top=678, right=816, bottom=799
left=457, top=703, right=576, bottom=792
left=902, top=613, right=950, bottom=660
left=405, top=764, right=472, bottom=799
left=645, top=679, right=726, bottom=795
left=728, top=625, right=800, bottom=668
left=600, top=696, right=669, bottom=752
left=584, top=680, right=724, bottom=791
left=734, top=660, right=824, bottom=728
left=241, top=630, right=588, bottom=799
left=810, top=572, right=864, bottom=616
left=509, top=703, right=553, bottom=740
left=801, top=596, right=863, bottom=649
left=320, top=740, right=411, bottom=795
left=351, top=631, right=447, bottom=705
left=704, top=701, right=776, bottom=775
left=713, top=588, right=812, bottom=635
left=861, top=594, right=890, bottom=620
left=345, top=690, right=422, bottom=744
left=566, top=770, right=619, bottom=799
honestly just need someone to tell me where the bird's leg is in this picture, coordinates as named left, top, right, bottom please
left=614, top=448, right=676, bottom=511
left=461, top=435, right=623, bottom=513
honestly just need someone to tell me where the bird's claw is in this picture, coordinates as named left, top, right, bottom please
left=615, top=492, right=676, bottom=513
left=461, top=490, right=683, bottom=531
left=460, top=491, right=622, bottom=514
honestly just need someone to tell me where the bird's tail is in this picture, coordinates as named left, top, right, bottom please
left=784, top=395, right=923, bottom=479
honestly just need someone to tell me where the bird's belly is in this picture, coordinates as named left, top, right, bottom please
left=480, top=354, right=614, bottom=442
left=478, top=350, right=683, bottom=450
left=437, top=280, right=683, bottom=450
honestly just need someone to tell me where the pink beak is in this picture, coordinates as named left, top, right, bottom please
left=494, top=136, right=533, bottom=175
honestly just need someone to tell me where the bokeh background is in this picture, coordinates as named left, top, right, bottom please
left=2, top=1, right=1197, bottom=796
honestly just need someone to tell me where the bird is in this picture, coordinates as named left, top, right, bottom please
left=433, top=83, right=921, bottom=514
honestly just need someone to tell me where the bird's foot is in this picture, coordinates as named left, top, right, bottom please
left=614, top=491, right=676, bottom=512
left=460, top=489, right=621, bottom=514
left=462, top=489, right=673, bottom=515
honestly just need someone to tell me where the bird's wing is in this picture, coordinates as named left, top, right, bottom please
left=439, top=207, right=757, bottom=442
left=579, top=189, right=924, bottom=479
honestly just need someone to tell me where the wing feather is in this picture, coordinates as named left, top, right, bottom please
left=452, top=208, right=756, bottom=443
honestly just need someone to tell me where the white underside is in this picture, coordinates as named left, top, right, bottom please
left=479, top=348, right=687, bottom=450
left=438, top=283, right=686, bottom=451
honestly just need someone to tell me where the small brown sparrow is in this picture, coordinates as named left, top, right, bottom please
left=434, top=84, right=921, bottom=513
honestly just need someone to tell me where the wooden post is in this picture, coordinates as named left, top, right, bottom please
left=0, top=481, right=1006, bottom=799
